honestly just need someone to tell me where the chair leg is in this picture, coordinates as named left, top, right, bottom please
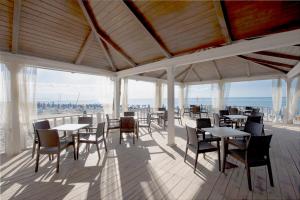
left=184, top=146, right=188, bottom=162
left=194, top=153, right=199, bottom=173
left=133, top=132, right=135, bottom=144
left=106, top=128, right=109, bottom=138
left=73, top=143, right=76, bottom=160
left=267, top=158, right=274, bottom=187
left=96, top=143, right=101, bottom=159
left=77, top=139, right=80, bottom=160
left=119, top=132, right=122, bottom=144
left=32, top=137, right=36, bottom=158
left=217, top=141, right=221, bottom=171
left=35, top=149, right=40, bottom=172
left=246, top=165, right=252, bottom=191
left=103, top=138, right=108, bottom=152
left=222, top=142, right=228, bottom=172
left=56, top=153, right=60, bottom=173
left=48, top=154, right=51, bottom=161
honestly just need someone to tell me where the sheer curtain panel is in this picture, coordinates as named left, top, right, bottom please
left=288, top=76, right=300, bottom=123
left=121, top=78, right=128, bottom=112
left=272, top=79, right=283, bottom=122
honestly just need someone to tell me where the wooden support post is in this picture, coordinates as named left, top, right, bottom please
left=114, top=77, right=121, bottom=118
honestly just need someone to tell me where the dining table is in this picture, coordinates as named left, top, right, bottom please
left=52, top=123, right=90, bottom=159
left=202, top=126, right=250, bottom=170
left=223, top=114, right=248, bottom=128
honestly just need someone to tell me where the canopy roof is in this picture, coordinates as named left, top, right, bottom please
left=1, top=0, right=300, bottom=82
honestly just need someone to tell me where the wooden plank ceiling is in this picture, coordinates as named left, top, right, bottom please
left=0, top=0, right=299, bottom=79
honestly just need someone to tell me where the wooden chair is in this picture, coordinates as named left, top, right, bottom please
left=226, top=121, right=264, bottom=150
left=182, top=107, right=190, bottom=116
left=229, top=107, right=239, bottom=115
left=185, top=125, right=221, bottom=173
left=106, top=114, right=120, bottom=137
left=32, top=120, right=51, bottom=158
left=78, top=116, right=93, bottom=133
left=124, top=111, right=135, bottom=116
left=35, top=129, right=76, bottom=173
left=196, top=118, right=221, bottom=143
left=213, top=113, right=232, bottom=127
left=192, top=106, right=201, bottom=118
left=138, top=113, right=152, bottom=134
left=223, top=134, right=274, bottom=191
left=77, top=122, right=107, bottom=159
left=120, top=117, right=137, bottom=144
left=162, top=111, right=168, bottom=129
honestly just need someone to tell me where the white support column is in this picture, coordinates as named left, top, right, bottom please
left=155, top=80, right=162, bottom=109
left=114, top=77, right=121, bottom=118
left=218, top=80, right=225, bottom=110
left=7, top=62, right=21, bottom=155
left=285, top=78, right=291, bottom=124
left=167, top=66, right=175, bottom=146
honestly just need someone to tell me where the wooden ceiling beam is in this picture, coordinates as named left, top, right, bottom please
left=99, top=38, right=117, bottom=71
left=75, top=30, right=93, bottom=64
left=238, top=56, right=287, bottom=74
left=183, top=67, right=193, bottom=82
left=212, top=60, right=222, bottom=79
left=246, top=61, right=251, bottom=77
left=122, top=1, right=172, bottom=58
left=192, top=67, right=202, bottom=81
left=287, top=62, right=300, bottom=79
left=159, top=71, right=167, bottom=79
left=12, top=0, right=22, bottom=53
left=175, top=65, right=192, bottom=80
left=239, top=55, right=294, bottom=68
left=213, top=0, right=232, bottom=43
left=78, top=0, right=136, bottom=67
left=117, top=29, right=300, bottom=77
left=253, top=51, right=300, bottom=61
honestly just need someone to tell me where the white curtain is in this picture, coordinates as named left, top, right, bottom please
left=184, top=84, right=189, bottom=107
left=121, top=78, right=128, bottom=112
left=161, top=83, right=167, bottom=108
left=211, top=81, right=230, bottom=112
left=0, top=62, right=12, bottom=154
left=288, top=76, right=300, bottom=123
left=211, top=83, right=220, bottom=113
left=18, top=65, right=37, bottom=149
left=272, top=79, right=282, bottom=122
left=98, top=76, right=114, bottom=115
left=155, top=80, right=162, bottom=109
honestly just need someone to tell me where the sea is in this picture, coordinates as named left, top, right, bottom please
left=129, top=97, right=288, bottom=108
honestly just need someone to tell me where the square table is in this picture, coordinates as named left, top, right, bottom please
left=202, top=127, right=250, bottom=170
left=224, top=115, right=248, bottom=128
left=52, top=124, right=90, bottom=160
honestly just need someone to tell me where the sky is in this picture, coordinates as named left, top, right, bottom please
left=36, top=68, right=286, bottom=103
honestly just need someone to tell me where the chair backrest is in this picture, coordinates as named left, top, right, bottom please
left=120, top=117, right=135, bottom=130
left=219, top=110, right=229, bottom=116
left=164, top=111, right=168, bottom=120
left=245, top=106, right=253, bottom=110
left=229, top=107, right=239, bottom=115
left=192, top=106, right=200, bottom=113
left=36, top=129, right=59, bottom=148
left=213, top=113, right=220, bottom=127
left=158, top=107, right=166, bottom=111
left=124, top=111, right=135, bottom=116
left=78, top=117, right=93, bottom=127
left=33, top=120, right=50, bottom=132
left=196, top=118, right=211, bottom=129
left=251, top=112, right=264, bottom=123
left=251, top=108, right=260, bottom=114
left=185, top=125, right=198, bottom=146
left=95, top=122, right=105, bottom=138
left=244, top=121, right=264, bottom=136
left=247, top=116, right=262, bottom=124
left=246, top=135, right=272, bottom=159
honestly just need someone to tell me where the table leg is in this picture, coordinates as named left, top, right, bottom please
left=221, top=137, right=238, bottom=171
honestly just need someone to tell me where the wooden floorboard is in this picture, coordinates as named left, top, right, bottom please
left=1, top=119, right=300, bottom=200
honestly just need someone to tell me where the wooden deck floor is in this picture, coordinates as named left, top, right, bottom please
left=1, top=119, right=299, bottom=200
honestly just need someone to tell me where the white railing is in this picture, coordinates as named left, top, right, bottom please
left=36, top=112, right=106, bottom=127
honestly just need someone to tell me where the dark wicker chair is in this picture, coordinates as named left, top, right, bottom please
left=213, top=113, right=232, bottom=127
left=32, top=120, right=51, bottom=158
left=226, top=121, right=264, bottom=150
left=77, top=122, right=107, bottom=159
left=185, top=125, right=221, bottom=173
left=35, top=129, right=75, bottom=173
left=174, top=108, right=182, bottom=125
left=124, top=111, right=135, bottom=116
left=223, top=134, right=274, bottom=191
left=106, top=114, right=120, bottom=137
left=196, top=118, right=221, bottom=143
left=78, top=116, right=93, bottom=133
left=120, top=117, right=137, bottom=144
left=229, top=107, right=239, bottom=115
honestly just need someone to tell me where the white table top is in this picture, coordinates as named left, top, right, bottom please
left=52, top=124, right=89, bottom=131
left=202, top=127, right=250, bottom=138
left=150, top=111, right=165, bottom=114
left=223, top=115, right=248, bottom=120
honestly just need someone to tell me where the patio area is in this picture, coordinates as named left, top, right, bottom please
left=1, top=119, right=299, bottom=200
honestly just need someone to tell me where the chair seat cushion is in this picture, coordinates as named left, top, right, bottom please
left=78, top=134, right=97, bottom=142
left=197, top=142, right=218, bottom=152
